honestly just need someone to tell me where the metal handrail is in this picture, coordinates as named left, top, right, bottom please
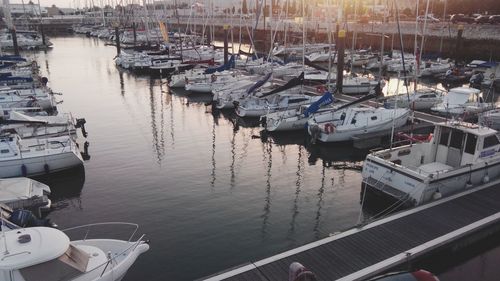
left=68, top=234, right=146, bottom=280
left=62, top=222, right=139, bottom=242
left=1, top=251, right=31, bottom=261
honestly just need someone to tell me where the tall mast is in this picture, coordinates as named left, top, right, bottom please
left=439, top=0, right=448, bottom=55
left=327, top=0, right=332, bottom=88
left=301, top=0, right=305, bottom=72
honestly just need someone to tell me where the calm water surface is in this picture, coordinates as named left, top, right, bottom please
left=28, top=36, right=368, bottom=281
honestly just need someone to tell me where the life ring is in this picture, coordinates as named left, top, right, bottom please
left=316, top=85, right=326, bottom=93
left=211, top=74, right=217, bottom=82
left=324, top=123, right=335, bottom=134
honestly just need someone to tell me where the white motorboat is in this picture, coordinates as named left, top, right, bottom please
left=362, top=121, right=500, bottom=206
left=0, top=223, right=149, bottom=281
left=0, top=177, right=51, bottom=212
left=431, top=87, right=494, bottom=116
left=482, top=109, right=500, bottom=130
left=382, top=88, right=443, bottom=110
left=308, top=107, right=410, bottom=143
left=0, top=134, right=83, bottom=178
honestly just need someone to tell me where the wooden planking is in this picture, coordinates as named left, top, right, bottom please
left=211, top=183, right=500, bottom=281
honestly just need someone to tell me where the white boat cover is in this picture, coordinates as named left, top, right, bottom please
left=9, top=111, right=48, bottom=124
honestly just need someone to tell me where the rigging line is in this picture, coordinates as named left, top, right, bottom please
left=393, top=0, right=410, bottom=102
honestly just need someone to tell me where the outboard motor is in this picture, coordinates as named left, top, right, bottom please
left=41, top=76, right=48, bottom=87
left=81, top=141, right=91, bottom=161
left=309, top=124, right=321, bottom=144
left=470, top=72, right=484, bottom=85
left=75, top=118, right=88, bottom=137
left=10, top=209, right=57, bottom=228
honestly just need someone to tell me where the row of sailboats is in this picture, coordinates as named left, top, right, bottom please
left=86, top=0, right=497, bottom=147
left=0, top=55, right=88, bottom=178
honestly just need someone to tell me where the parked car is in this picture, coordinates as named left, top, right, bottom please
left=450, top=14, right=475, bottom=23
left=490, top=15, right=500, bottom=24
left=417, top=15, right=439, bottom=22
left=475, top=15, right=490, bottom=24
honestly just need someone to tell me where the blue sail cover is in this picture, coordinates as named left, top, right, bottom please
left=246, top=72, right=272, bottom=94
left=0, top=55, right=26, bottom=62
left=204, top=55, right=235, bottom=74
left=304, top=91, right=334, bottom=117
left=0, top=76, right=33, bottom=84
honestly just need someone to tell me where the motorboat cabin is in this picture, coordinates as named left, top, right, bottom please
left=362, top=121, right=500, bottom=206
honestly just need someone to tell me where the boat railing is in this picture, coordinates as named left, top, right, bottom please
left=68, top=233, right=147, bottom=280
left=62, top=222, right=139, bottom=242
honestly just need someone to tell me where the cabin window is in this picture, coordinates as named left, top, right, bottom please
left=290, top=98, right=308, bottom=103
left=483, top=135, right=500, bottom=149
left=464, top=134, right=477, bottom=154
left=439, top=127, right=450, bottom=146
left=449, top=129, right=464, bottom=149
left=340, top=112, right=346, bottom=121
left=468, top=94, right=478, bottom=103
left=371, top=116, right=377, bottom=120
left=0, top=149, right=9, bottom=154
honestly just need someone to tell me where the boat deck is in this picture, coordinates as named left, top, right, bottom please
left=202, top=179, right=500, bottom=281
left=289, top=83, right=448, bottom=125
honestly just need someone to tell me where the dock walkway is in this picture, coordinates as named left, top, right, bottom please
left=203, top=179, right=500, bottom=281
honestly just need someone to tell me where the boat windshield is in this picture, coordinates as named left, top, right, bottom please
left=20, top=244, right=89, bottom=281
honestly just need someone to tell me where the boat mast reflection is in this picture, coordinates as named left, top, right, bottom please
left=261, top=141, right=273, bottom=239
left=210, top=114, right=217, bottom=188
left=288, top=146, right=304, bottom=239
left=119, top=71, right=125, bottom=96
left=149, top=79, right=165, bottom=163
left=313, top=163, right=326, bottom=239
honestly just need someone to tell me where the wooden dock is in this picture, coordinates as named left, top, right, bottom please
left=202, top=179, right=500, bottom=281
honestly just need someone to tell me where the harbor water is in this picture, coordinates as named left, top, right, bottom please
left=26, top=35, right=500, bottom=281
left=31, top=36, right=368, bottom=281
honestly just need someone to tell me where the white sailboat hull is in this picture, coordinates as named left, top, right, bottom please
left=317, top=115, right=408, bottom=142
left=0, top=151, right=83, bottom=178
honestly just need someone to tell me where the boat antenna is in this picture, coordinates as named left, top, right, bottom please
left=326, top=0, right=333, bottom=90
left=1, top=209, right=8, bottom=255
